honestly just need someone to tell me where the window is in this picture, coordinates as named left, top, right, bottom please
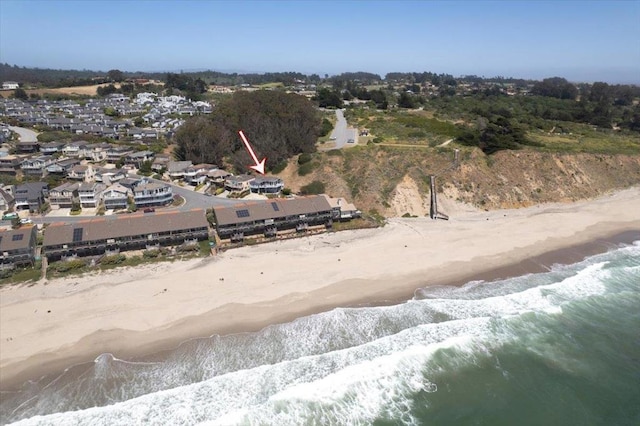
left=236, top=209, right=250, bottom=218
left=72, top=228, right=84, bottom=242
left=12, top=234, right=23, bottom=241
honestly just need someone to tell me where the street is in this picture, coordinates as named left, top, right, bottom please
left=327, top=109, right=358, bottom=149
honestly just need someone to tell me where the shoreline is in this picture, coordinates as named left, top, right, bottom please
left=1, top=188, right=639, bottom=391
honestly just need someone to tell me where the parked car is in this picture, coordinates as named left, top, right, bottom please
left=347, top=138, right=355, bottom=143
left=20, top=218, right=32, bottom=224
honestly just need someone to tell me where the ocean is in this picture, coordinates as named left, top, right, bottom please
left=2, top=240, right=639, bottom=425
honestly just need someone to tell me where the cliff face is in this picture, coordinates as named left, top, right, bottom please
left=277, top=147, right=640, bottom=217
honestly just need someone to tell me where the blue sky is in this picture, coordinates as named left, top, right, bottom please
left=1, top=0, right=638, bottom=83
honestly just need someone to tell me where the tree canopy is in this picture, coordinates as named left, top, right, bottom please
left=174, top=91, right=320, bottom=172
left=532, top=77, right=578, bottom=100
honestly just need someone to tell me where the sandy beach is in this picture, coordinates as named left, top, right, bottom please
left=1, top=188, right=639, bottom=390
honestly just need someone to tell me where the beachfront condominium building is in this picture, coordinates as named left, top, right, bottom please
left=212, top=195, right=335, bottom=241
left=42, top=209, right=209, bottom=261
left=0, top=225, right=38, bottom=269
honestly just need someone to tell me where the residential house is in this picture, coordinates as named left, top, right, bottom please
left=101, top=183, right=133, bottom=210
left=0, top=156, right=22, bottom=175
left=61, top=141, right=88, bottom=158
left=14, top=182, right=48, bottom=212
left=77, top=182, right=105, bottom=208
left=45, top=158, right=80, bottom=176
left=15, top=141, right=40, bottom=154
left=125, top=150, right=155, bottom=167
left=182, top=163, right=217, bottom=186
left=133, top=181, right=173, bottom=207
left=48, top=182, right=78, bottom=209
left=94, top=167, right=126, bottom=185
left=2, top=81, right=20, bottom=90
left=118, top=177, right=142, bottom=191
left=127, top=127, right=159, bottom=140
left=0, top=187, right=15, bottom=212
left=167, top=161, right=193, bottom=180
left=0, top=225, right=38, bottom=269
left=224, top=174, right=255, bottom=193
left=81, top=143, right=109, bottom=162
left=249, top=176, right=284, bottom=194
left=106, top=146, right=133, bottom=164
left=151, top=154, right=170, bottom=173
left=208, top=169, right=233, bottom=187
left=40, top=141, right=66, bottom=155
left=42, top=209, right=209, bottom=261
left=20, top=156, right=55, bottom=177
left=67, top=164, right=95, bottom=182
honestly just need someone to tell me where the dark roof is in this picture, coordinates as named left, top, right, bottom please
left=213, top=195, right=332, bottom=226
left=0, top=226, right=36, bottom=252
left=15, top=182, right=48, bottom=199
left=43, top=209, right=208, bottom=247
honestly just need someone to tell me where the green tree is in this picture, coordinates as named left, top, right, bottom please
left=13, top=87, right=28, bottom=100
left=175, top=91, right=319, bottom=172
left=139, top=160, right=153, bottom=176
left=314, top=88, right=343, bottom=108
left=398, top=92, right=417, bottom=108
left=107, top=69, right=124, bottom=82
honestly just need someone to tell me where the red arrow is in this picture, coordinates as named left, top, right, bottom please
left=238, top=130, right=266, bottom=175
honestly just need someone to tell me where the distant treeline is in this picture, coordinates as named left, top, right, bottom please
left=7, top=63, right=637, bottom=91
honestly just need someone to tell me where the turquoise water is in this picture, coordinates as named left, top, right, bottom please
left=2, top=241, right=639, bottom=425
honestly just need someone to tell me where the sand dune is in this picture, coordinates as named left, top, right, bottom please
left=1, top=188, right=639, bottom=389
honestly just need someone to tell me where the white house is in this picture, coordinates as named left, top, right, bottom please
left=2, top=81, right=19, bottom=90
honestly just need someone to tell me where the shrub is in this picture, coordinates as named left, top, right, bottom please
left=319, top=118, right=333, bottom=137
left=101, top=254, right=126, bottom=265
left=298, top=153, right=312, bottom=165
left=281, top=187, right=292, bottom=196
left=50, top=259, right=86, bottom=273
left=298, top=161, right=315, bottom=176
left=300, top=180, right=325, bottom=195
left=143, top=250, right=160, bottom=259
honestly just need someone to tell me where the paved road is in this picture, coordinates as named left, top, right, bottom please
left=328, top=109, right=358, bottom=149
left=8, top=126, right=39, bottom=142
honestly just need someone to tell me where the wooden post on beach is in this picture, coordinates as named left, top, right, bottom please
left=429, top=175, right=437, bottom=219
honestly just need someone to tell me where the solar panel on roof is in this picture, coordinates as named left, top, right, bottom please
left=271, top=202, right=280, bottom=212
left=12, top=234, right=23, bottom=241
left=72, top=228, right=83, bottom=242
left=236, top=209, right=250, bottom=218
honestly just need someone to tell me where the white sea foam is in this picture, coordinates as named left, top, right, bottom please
left=7, top=243, right=639, bottom=425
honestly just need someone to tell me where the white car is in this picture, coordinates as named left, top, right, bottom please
left=20, top=218, right=33, bottom=224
